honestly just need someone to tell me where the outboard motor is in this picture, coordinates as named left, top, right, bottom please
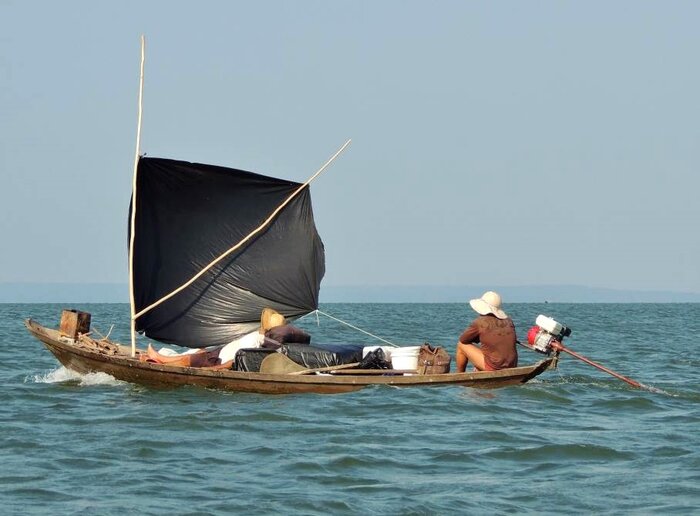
left=526, top=315, right=572, bottom=355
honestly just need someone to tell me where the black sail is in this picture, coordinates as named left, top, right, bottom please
left=130, top=157, right=325, bottom=347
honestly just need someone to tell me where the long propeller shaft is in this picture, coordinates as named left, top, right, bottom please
left=551, top=341, right=642, bottom=389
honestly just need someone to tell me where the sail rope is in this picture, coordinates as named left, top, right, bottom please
left=297, top=309, right=398, bottom=347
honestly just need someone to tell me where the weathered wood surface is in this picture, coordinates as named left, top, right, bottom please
left=59, top=309, right=91, bottom=339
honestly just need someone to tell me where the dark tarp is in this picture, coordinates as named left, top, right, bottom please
left=279, top=343, right=364, bottom=369
left=130, top=157, right=325, bottom=348
left=233, top=348, right=278, bottom=373
left=233, top=343, right=364, bottom=372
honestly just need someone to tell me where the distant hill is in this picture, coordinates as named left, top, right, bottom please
left=0, top=283, right=129, bottom=303
left=1, top=282, right=699, bottom=303
left=320, top=285, right=700, bottom=303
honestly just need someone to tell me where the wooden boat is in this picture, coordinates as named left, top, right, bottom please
left=25, top=319, right=555, bottom=394
left=24, top=40, right=558, bottom=394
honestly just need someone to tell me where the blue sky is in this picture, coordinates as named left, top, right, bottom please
left=1, top=1, right=698, bottom=294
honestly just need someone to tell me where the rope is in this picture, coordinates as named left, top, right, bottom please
left=301, top=309, right=398, bottom=347
left=92, top=324, right=115, bottom=341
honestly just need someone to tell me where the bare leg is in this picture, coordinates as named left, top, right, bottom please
left=456, top=342, right=488, bottom=372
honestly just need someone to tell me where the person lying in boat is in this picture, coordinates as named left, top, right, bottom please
left=216, top=308, right=286, bottom=363
left=147, top=308, right=285, bottom=366
left=455, top=291, right=518, bottom=372
left=217, top=308, right=312, bottom=362
left=146, top=308, right=311, bottom=367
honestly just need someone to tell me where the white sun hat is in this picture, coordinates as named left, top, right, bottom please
left=469, top=291, right=508, bottom=319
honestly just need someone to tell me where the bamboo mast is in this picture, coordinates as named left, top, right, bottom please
left=133, top=138, right=351, bottom=320
left=129, top=35, right=146, bottom=357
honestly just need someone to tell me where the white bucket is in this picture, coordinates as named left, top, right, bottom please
left=390, top=346, right=420, bottom=370
left=362, top=346, right=393, bottom=360
left=390, top=346, right=420, bottom=354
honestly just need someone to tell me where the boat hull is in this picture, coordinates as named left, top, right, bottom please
left=26, top=319, right=554, bottom=395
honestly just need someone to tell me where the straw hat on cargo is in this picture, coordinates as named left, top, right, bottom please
left=260, top=308, right=286, bottom=332
left=469, top=291, right=508, bottom=320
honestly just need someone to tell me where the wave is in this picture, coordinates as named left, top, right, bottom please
left=27, top=366, right=124, bottom=387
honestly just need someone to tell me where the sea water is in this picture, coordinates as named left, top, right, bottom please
left=1, top=303, right=698, bottom=515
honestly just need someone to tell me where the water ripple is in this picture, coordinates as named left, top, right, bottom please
left=3, top=303, right=700, bottom=514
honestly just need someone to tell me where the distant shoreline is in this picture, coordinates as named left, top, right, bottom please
left=1, top=283, right=699, bottom=303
